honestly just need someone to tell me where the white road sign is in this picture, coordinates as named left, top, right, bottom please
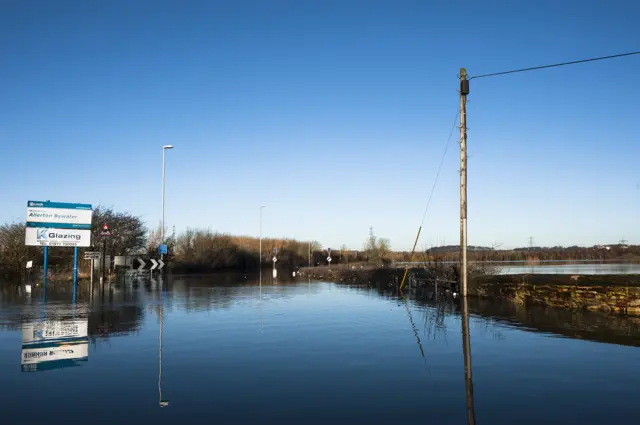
left=84, top=251, right=101, bottom=260
left=327, top=256, right=332, bottom=262
left=273, top=256, right=277, bottom=262
left=150, top=259, right=158, bottom=271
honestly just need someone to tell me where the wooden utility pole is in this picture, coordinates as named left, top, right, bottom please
left=459, top=68, right=469, bottom=297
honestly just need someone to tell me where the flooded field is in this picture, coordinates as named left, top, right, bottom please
left=0, top=275, right=638, bottom=424
left=497, top=262, right=640, bottom=275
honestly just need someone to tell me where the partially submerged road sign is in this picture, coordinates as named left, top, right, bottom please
left=84, top=251, right=101, bottom=260
left=99, top=224, right=112, bottom=237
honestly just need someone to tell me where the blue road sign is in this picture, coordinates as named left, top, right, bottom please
left=158, top=244, right=168, bottom=255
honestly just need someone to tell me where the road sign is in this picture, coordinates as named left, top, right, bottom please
left=328, top=248, right=331, bottom=254
left=327, top=256, right=332, bottom=262
left=137, top=258, right=146, bottom=271
left=26, top=261, right=33, bottom=269
left=84, top=251, right=101, bottom=260
left=99, top=224, right=112, bottom=237
left=272, top=256, right=277, bottom=263
left=158, top=244, right=168, bottom=255
left=158, top=260, right=165, bottom=270
left=150, top=259, right=158, bottom=271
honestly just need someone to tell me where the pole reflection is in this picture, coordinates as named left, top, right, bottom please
left=460, top=296, right=476, bottom=425
left=157, top=277, right=169, bottom=407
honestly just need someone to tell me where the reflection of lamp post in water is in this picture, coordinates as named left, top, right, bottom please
left=259, top=279, right=263, bottom=332
left=158, top=303, right=169, bottom=407
left=460, top=296, right=476, bottom=425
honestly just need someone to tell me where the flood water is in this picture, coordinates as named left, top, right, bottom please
left=1, top=275, right=639, bottom=424
left=498, top=262, right=640, bottom=275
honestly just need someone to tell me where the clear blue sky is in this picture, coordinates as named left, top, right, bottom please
left=1, top=0, right=638, bottom=250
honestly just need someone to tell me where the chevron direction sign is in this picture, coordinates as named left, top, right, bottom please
left=136, top=258, right=164, bottom=271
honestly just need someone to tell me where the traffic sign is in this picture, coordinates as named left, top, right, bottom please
left=272, top=256, right=277, bottom=263
left=328, top=248, right=331, bottom=254
left=158, top=244, right=167, bottom=255
left=99, top=224, right=112, bottom=237
left=327, top=256, right=332, bottom=262
left=84, top=251, right=101, bottom=260
left=158, top=259, right=165, bottom=270
left=150, top=259, right=158, bottom=271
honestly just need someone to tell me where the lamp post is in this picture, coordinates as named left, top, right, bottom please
left=161, top=145, right=174, bottom=261
left=259, top=205, right=266, bottom=283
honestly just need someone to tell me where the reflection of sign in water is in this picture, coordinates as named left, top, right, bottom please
left=22, top=320, right=88, bottom=344
left=21, top=319, right=89, bottom=372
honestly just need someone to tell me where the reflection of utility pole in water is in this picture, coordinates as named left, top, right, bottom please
left=460, top=296, right=476, bottom=425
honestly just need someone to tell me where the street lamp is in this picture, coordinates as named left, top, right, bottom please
left=259, top=205, right=266, bottom=283
left=161, top=145, right=174, bottom=259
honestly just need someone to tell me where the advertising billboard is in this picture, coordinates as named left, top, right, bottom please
left=25, top=227, right=91, bottom=247
left=26, top=200, right=92, bottom=230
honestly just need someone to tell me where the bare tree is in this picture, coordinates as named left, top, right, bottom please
left=0, top=223, right=41, bottom=277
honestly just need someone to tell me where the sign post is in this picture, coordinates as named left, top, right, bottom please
left=84, top=252, right=100, bottom=291
left=73, top=247, right=78, bottom=302
left=99, top=224, right=112, bottom=283
left=273, top=247, right=278, bottom=279
left=43, top=246, right=48, bottom=289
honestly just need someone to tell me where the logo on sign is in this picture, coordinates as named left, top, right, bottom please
left=37, top=229, right=48, bottom=240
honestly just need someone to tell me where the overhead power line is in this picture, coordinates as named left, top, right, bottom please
left=399, top=109, right=459, bottom=290
left=469, top=51, right=640, bottom=80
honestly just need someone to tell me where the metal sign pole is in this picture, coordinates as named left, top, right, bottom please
left=43, top=246, right=48, bottom=289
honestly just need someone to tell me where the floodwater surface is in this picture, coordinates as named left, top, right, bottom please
left=0, top=275, right=639, bottom=425
left=498, top=262, right=640, bottom=275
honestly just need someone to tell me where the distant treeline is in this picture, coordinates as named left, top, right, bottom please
left=166, top=229, right=393, bottom=273
left=3, top=206, right=638, bottom=281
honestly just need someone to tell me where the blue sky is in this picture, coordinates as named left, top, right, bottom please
left=1, top=0, right=638, bottom=250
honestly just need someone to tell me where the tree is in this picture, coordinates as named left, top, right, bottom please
left=364, top=227, right=391, bottom=263
left=0, top=223, right=41, bottom=278
left=340, top=244, right=348, bottom=264
left=91, top=206, right=147, bottom=256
